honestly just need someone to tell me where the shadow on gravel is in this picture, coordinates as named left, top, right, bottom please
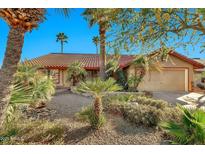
left=65, top=126, right=93, bottom=144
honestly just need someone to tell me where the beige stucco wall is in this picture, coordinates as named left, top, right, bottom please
left=127, top=55, right=194, bottom=92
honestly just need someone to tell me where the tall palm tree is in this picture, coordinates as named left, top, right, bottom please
left=92, top=36, right=99, bottom=54
left=82, top=9, right=123, bottom=79
left=0, top=9, right=70, bottom=128
left=56, top=32, right=68, bottom=53
left=0, top=9, right=45, bottom=128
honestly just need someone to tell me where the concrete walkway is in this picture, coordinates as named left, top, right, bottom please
left=152, top=91, right=188, bottom=105
left=47, top=89, right=92, bottom=118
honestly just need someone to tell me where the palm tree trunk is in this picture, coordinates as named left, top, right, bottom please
left=94, top=96, right=102, bottom=120
left=0, top=27, right=25, bottom=128
left=61, top=41, right=63, bottom=53
left=135, top=68, right=146, bottom=89
left=99, top=23, right=106, bottom=80
left=96, top=45, right=98, bottom=54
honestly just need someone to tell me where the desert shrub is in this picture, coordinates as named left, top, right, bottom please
left=131, top=96, right=169, bottom=109
left=122, top=104, right=180, bottom=127
left=103, top=93, right=133, bottom=105
left=105, top=95, right=181, bottom=127
left=75, top=106, right=106, bottom=129
left=102, top=92, right=148, bottom=106
left=103, top=93, right=165, bottom=109
left=160, top=105, right=205, bottom=144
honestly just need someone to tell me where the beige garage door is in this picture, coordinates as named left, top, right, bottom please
left=138, top=69, right=188, bottom=92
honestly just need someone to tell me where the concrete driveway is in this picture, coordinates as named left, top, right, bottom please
left=152, top=91, right=188, bottom=105
left=47, top=89, right=92, bottom=118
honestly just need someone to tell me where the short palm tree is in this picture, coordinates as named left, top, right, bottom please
left=14, top=63, right=38, bottom=85
left=92, top=36, right=99, bottom=54
left=82, top=9, right=124, bottom=79
left=67, top=62, right=87, bottom=86
left=77, top=78, right=122, bottom=128
left=13, top=64, right=55, bottom=104
left=56, top=32, right=68, bottom=53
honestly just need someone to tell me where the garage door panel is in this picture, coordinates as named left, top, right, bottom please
left=138, top=69, right=187, bottom=91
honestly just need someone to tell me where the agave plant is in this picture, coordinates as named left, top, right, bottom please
left=160, top=105, right=205, bottom=144
left=76, top=78, right=122, bottom=129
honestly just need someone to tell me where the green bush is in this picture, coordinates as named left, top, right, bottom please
left=75, top=106, right=106, bottom=129
left=160, top=105, right=205, bottom=144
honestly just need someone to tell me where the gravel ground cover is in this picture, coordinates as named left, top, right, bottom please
left=64, top=115, right=165, bottom=145
left=42, top=90, right=167, bottom=144
left=47, top=89, right=92, bottom=119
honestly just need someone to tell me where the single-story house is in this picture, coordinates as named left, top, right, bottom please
left=25, top=50, right=204, bottom=92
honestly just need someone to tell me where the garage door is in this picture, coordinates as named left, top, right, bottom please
left=138, top=69, right=188, bottom=92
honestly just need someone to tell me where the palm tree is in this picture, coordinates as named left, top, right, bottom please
left=132, top=54, right=162, bottom=89
left=77, top=78, right=122, bottom=129
left=56, top=32, right=68, bottom=53
left=67, top=62, right=87, bottom=86
left=131, top=47, right=171, bottom=90
left=92, top=36, right=99, bottom=54
left=160, top=105, right=205, bottom=144
left=82, top=9, right=123, bottom=79
left=0, top=9, right=45, bottom=128
left=0, top=8, right=69, bottom=128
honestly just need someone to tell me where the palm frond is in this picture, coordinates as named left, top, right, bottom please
left=76, top=78, right=122, bottom=96
left=55, top=8, right=71, bottom=17
left=161, top=105, right=205, bottom=144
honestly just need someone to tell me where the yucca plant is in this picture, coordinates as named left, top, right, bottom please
left=160, top=105, right=205, bottom=144
left=76, top=78, right=122, bottom=129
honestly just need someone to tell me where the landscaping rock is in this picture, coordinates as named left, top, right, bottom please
left=22, top=106, right=57, bottom=120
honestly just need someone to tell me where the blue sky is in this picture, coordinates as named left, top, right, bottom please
left=0, top=8, right=205, bottom=66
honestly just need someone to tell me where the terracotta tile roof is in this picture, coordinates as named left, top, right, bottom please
left=25, top=53, right=134, bottom=70
left=25, top=51, right=204, bottom=70
left=169, top=51, right=204, bottom=69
